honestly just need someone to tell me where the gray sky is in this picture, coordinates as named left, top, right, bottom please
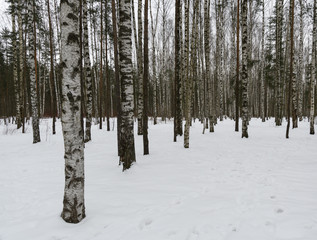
left=0, top=1, right=10, bottom=31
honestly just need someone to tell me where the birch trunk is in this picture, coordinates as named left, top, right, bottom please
left=310, top=0, right=316, bottom=135
left=204, top=0, right=211, bottom=131
left=150, top=0, right=159, bottom=125
left=137, top=0, right=143, bottom=135
left=112, top=0, right=122, bottom=157
left=286, top=0, right=295, bottom=138
left=241, top=0, right=248, bottom=138
left=28, top=0, right=40, bottom=143
left=99, top=0, right=103, bottom=129
left=174, top=0, right=182, bottom=142
left=219, top=0, right=224, bottom=121
left=235, top=0, right=240, bottom=132
left=60, top=0, right=85, bottom=223
left=84, top=0, right=93, bottom=142
left=18, top=0, right=24, bottom=132
left=261, top=0, right=265, bottom=122
left=47, top=0, right=57, bottom=135
left=290, top=0, right=297, bottom=129
left=184, top=0, right=191, bottom=148
left=298, top=0, right=304, bottom=121
left=119, top=0, right=136, bottom=170
left=275, top=0, right=283, bottom=126
left=11, top=1, right=21, bottom=129
left=143, top=0, right=149, bottom=154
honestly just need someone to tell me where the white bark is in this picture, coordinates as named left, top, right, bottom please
left=60, top=0, right=85, bottom=223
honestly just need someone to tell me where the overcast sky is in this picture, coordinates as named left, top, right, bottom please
left=0, top=1, right=10, bottom=31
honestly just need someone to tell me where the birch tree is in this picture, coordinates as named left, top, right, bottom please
left=137, top=0, right=144, bottom=135
left=119, top=0, right=136, bottom=170
left=143, top=0, right=149, bottom=154
left=275, top=0, right=283, bottom=126
left=174, top=0, right=182, bottom=142
left=260, top=0, right=265, bottom=122
left=11, top=0, right=21, bottom=129
left=298, top=0, right=304, bottom=122
left=286, top=0, right=295, bottom=138
left=60, top=0, right=86, bottom=223
left=84, top=0, right=93, bottom=142
left=235, top=0, right=240, bottom=132
left=17, top=0, right=24, bottom=132
left=47, top=0, right=57, bottom=135
left=112, top=0, right=122, bottom=156
left=241, top=0, right=248, bottom=138
left=150, top=0, right=159, bottom=125
left=310, top=0, right=316, bottom=135
left=184, top=0, right=191, bottom=148
left=28, top=0, right=40, bottom=143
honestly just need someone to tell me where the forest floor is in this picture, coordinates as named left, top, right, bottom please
left=0, top=117, right=317, bottom=240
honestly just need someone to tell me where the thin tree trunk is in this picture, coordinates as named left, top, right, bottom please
left=298, top=0, right=304, bottom=122
left=241, top=0, right=248, bottom=138
left=28, top=0, right=40, bottom=143
left=18, top=0, right=25, bottom=132
left=112, top=0, right=122, bottom=157
left=275, top=0, right=283, bottom=126
left=143, top=0, right=149, bottom=154
left=84, top=0, right=93, bottom=142
left=235, top=0, right=240, bottom=132
left=105, top=0, right=111, bottom=132
left=119, top=0, right=136, bottom=170
left=137, top=0, right=144, bottom=135
left=150, top=0, right=159, bottom=125
left=47, top=0, right=57, bottom=135
left=184, top=0, right=191, bottom=148
left=174, top=0, right=182, bottom=142
left=290, top=0, right=297, bottom=129
left=261, top=0, right=265, bottom=122
left=204, top=0, right=211, bottom=132
left=310, top=0, right=316, bottom=135
left=286, top=0, right=295, bottom=138
left=11, top=2, right=21, bottom=129
left=99, top=0, right=103, bottom=129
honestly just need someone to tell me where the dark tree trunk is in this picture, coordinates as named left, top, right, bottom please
left=143, top=0, right=149, bottom=154
left=112, top=0, right=122, bottom=157
left=119, top=0, right=136, bottom=170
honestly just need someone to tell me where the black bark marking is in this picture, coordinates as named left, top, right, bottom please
left=67, top=33, right=79, bottom=45
left=67, top=13, right=78, bottom=21
left=67, top=92, right=74, bottom=103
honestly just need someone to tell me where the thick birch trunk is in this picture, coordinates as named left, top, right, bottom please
left=60, top=0, right=85, bottom=223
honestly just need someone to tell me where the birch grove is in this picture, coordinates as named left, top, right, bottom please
left=1, top=0, right=317, bottom=223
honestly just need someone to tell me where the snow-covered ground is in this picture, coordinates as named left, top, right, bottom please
left=0, top=118, right=317, bottom=240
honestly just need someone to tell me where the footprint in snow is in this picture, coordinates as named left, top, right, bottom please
left=186, top=228, right=199, bottom=240
left=139, top=218, right=153, bottom=230
left=275, top=208, right=284, bottom=214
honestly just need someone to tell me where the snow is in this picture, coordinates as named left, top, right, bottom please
left=1, top=118, right=317, bottom=240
